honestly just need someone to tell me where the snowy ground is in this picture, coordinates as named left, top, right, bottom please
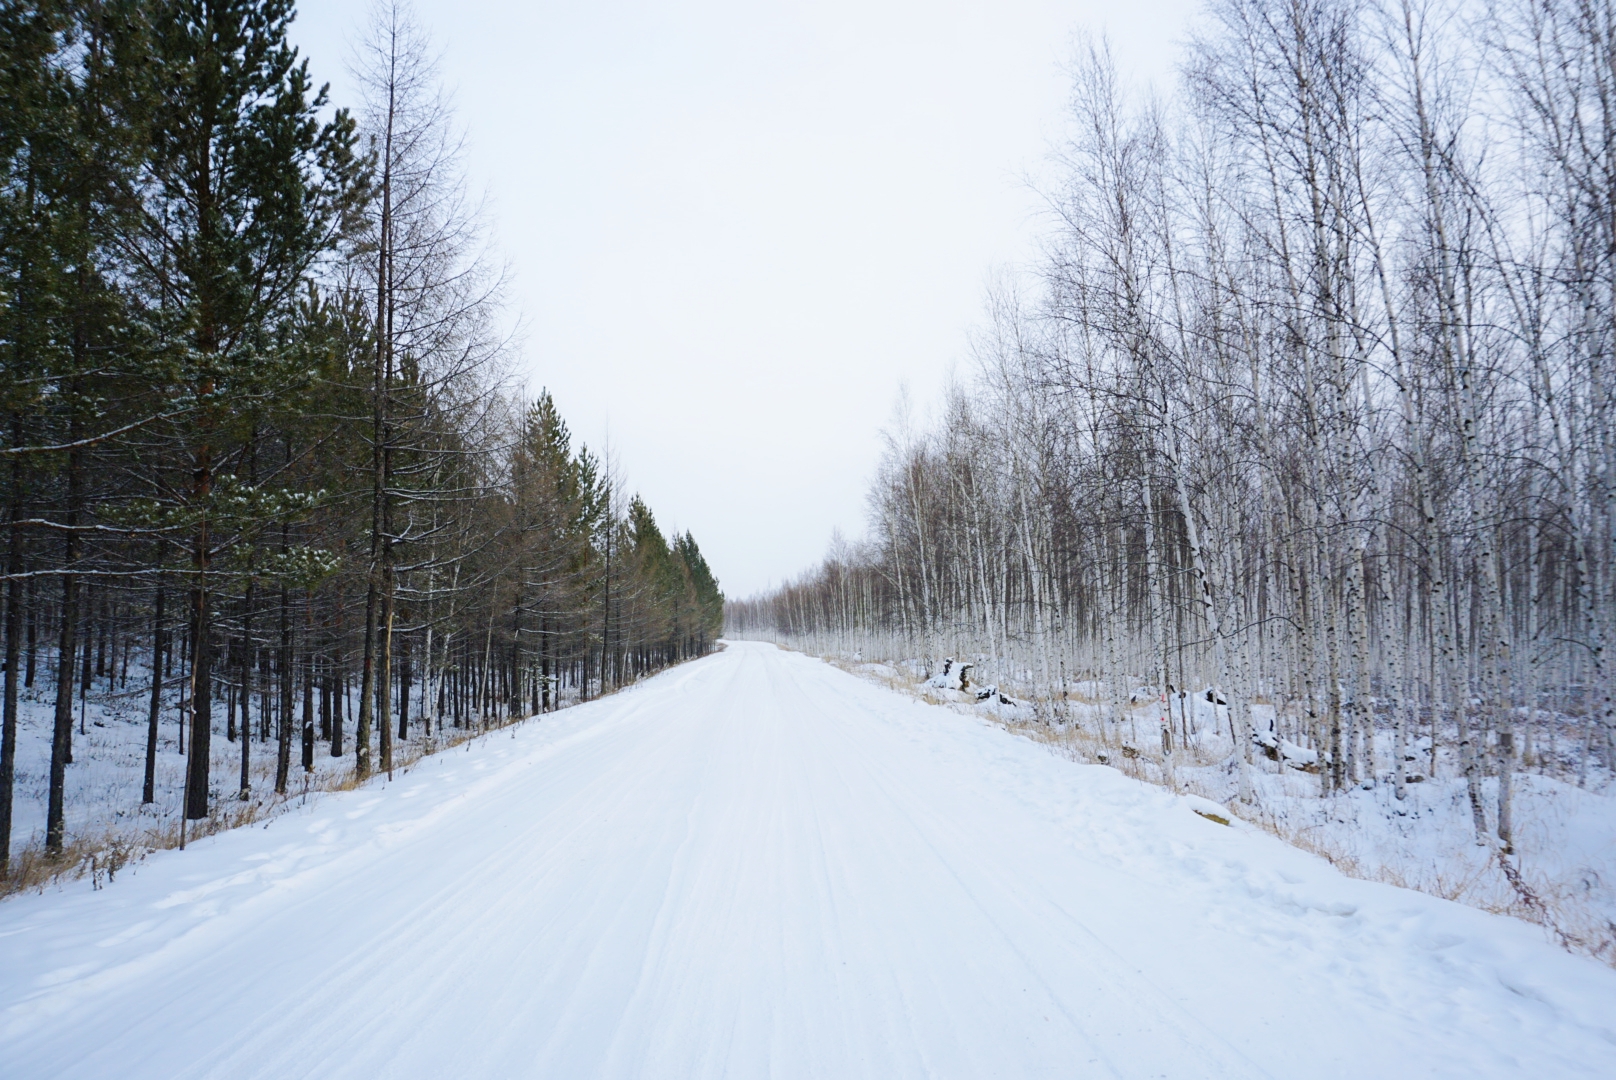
left=1078, top=701, right=1616, bottom=962
left=855, top=657, right=1616, bottom=965
left=1180, top=749, right=1616, bottom=959
left=4, top=673, right=355, bottom=857
left=3, top=663, right=582, bottom=872
left=1, top=641, right=1613, bottom=1078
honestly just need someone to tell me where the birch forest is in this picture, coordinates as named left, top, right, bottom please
left=728, top=0, right=1616, bottom=850
left=0, top=0, right=722, bottom=874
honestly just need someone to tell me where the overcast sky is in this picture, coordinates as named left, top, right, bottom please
left=289, top=0, right=1198, bottom=597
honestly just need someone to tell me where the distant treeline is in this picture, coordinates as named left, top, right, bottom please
left=0, top=0, right=722, bottom=866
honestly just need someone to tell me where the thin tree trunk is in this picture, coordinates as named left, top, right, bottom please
left=143, top=586, right=164, bottom=805
left=276, top=584, right=293, bottom=794
left=46, top=435, right=83, bottom=852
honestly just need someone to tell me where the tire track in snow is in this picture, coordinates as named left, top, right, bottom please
left=766, top=650, right=1266, bottom=1078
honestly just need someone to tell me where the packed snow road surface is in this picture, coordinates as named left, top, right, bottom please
left=1, top=641, right=1612, bottom=1079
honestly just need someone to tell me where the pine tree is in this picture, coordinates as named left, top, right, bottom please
left=0, top=0, right=718, bottom=871
left=132, top=0, right=360, bottom=818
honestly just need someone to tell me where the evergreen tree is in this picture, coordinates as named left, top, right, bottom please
left=130, top=0, right=360, bottom=818
left=2, top=0, right=153, bottom=854
left=0, top=0, right=719, bottom=874
left=675, top=531, right=723, bottom=652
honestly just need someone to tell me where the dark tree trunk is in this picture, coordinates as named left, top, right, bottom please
left=330, top=661, right=344, bottom=757
left=259, top=650, right=271, bottom=742
left=47, top=431, right=83, bottom=853
left=275, top=585, right=292, bottom=793
left=78, top=599, right=91, bottom=737
left=226, top=645, right=236, bottom=743
left=25, top=576, right=35, bottom=688
left=397, top=638, right=410, bottom=741
left=185, top=581, right=213, bottom=821
left=319, top=658, right=331, bottom=742
left=301, top=638, right=315, bottom=773
left=239, top=581, right=253, bottom=797
left=0, top=429, right=22, bottom=869
left=143, top=587, right=164, bottom=804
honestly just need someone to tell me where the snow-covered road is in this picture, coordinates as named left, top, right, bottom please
left=1, top=641, right=1612, bottom=1078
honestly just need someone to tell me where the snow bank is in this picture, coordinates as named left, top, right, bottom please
left=829, top=649, right=1616, bottom=967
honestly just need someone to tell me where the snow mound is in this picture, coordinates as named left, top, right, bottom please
left=924, top=657, right=974, bottom=692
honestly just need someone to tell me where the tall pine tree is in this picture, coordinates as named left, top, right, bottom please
left=131, top=0, right=360, bottom=818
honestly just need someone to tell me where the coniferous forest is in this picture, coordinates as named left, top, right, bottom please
left=729, top=0, right=1616, bottom=859
left=0, top=0, right=722, bottom=875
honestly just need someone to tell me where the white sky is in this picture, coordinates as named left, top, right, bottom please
left=290, top=0, right=1199, bottom=597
